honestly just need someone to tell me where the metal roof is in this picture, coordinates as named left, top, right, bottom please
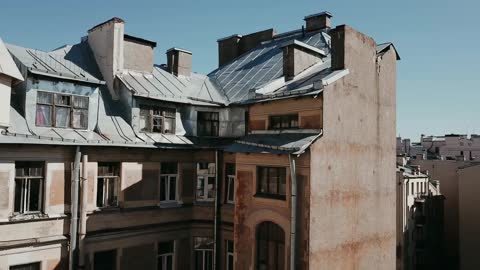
left=0, top=38, right=23, bottom=81
left=376, top=42, right=401, bottom=60
left=225, top=131, right=322, bottom=155
left=6, top=41, right=104, bottom=84
left=208, top=30, right=330, bottom=103
left=118, top=66, right=228, bottom=106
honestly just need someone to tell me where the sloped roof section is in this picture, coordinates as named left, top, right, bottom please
left=209, top=30, right=330, bottom=103
left=6, top=41, right=104, bottom=84
left=0, top=38, right=23, bottom=81
left=118, top=65, right=228, bottom=106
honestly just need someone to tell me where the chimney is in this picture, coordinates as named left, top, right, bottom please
left=166, top=48, right=192, bottom=77
left=0, top=38, right=24, bottom=129
left=330, top=25, right=376, bottom=71
left=281, top=40, right=326, bottom=81
left=123, top=34, right=156, bottom=73
left=304, top=11, right=332, bottom=32
left=87, top=17, right=125, bottom=99
left=217, top=35, right=241, bottom=67
left=217, top=28, right=275, bottom=68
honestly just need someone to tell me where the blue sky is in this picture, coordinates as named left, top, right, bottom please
left=1, top=0, right=478, bottom=140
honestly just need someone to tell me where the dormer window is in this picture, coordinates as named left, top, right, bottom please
left=36, top=91, right=88, bottom=129
left=269, top=114, right=298, bottom=130
left=139, top=106, right=176, bottom=134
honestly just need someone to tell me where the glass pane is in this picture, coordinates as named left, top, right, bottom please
left=97, top=178, right=104, bottom=207
left=195, top=251, right=203, bottom=270
left=37, top=92, right=53, bottom=104
left=196, top=177, right=205, bottom=198
left=14, top=179, right=22, bottom=212
left=169, top=177, right=176, bottom=201
left=166, top=256, right=173, bottom=270
left=152, top=117, right=163, bottom=133
left=55, top=107, right=70, bottom=128
left=158, top=241, right=174, bottom=254
left=205, top=250, right=213, bottom=270
left=140, top=108, right=150, bottom=132
left=228, top=255, right=234, bottom=270
left=73, top=96, right=88, bottom=109
left=164, top=117, right=175, bottom=134
left=72, top=109, right=88, bottom=129
left=55, top=94, right=71, bottom=106
left=228, top=177, right=235, bottom=202
left=160, top=176, right=167, bottom=201
left=259, top=168, right=268, bottom=193
left=106, top=178, right=117, bottom=206
left=163, top=108, right=176, bottom=118
left=211, top=122, right=219, bottom=136
left=227, top=240, right=234, bottom=252
left=161, top=162, right=177, bottom=174
left=28, top=179, right=41, bottom=211
left=36, top=105, right=52, bottom=126
left=207, top=177, right=215, bottom=199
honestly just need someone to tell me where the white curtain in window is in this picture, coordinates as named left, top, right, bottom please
left=55, top=107, right=70, bottom=127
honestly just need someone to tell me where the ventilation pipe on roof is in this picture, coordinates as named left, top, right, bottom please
left=166, top=48, right=192, bottom=78
left=69, top=146, right=81, bottom=270
left=304, top=11, right=333, bottom=32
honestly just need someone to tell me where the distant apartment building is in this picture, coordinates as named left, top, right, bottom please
left=396, top=158, right=443, bottom=270
left=0, top=11, right=399, bottom=270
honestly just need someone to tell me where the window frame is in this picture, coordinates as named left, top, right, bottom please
left=268, top=114, right=299, bottom=130
left=194, top=237, right=214, bottom=270
left=96, top=162, right=120, bottom=208
left=256, top=222, right=285, bottom=270
left=196, top=163, right=216, bottom=202
left=157, top=240, right=175, bottom=270
left=9, top=262, right=41, bottom=270
left=226, top=240, right=234, bottom=270
left=225, top=163, right=236, bottom=204
left=197, top=111, right=219, bottom=137
left=35, top=91, right=89, bottom=129
left=140, top=105, right=176, bottom=134
left=14, top=162, right=45, bottom=215
left=160, top=162, right=178, bottom=203
left=256, top=166, right=287, bottom=200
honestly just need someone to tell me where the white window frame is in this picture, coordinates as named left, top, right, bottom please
left=97, top=163, right=120, bottom=208
left=14, top=162, right=44, bottom=215
left=157, top=241, right=175, bottom=270
left=226, top=175, right=235, bottom=204
left=194, top=237, right=214, bottom=270
left=160, top=174, right=177, bottom=203
left=196, top=175, right=215, bottom=202
left=226, top=240, right=234, bottom=270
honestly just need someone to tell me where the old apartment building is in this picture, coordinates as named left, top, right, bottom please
left=0, top=12, right=399, bottom=270
left=396, top=158, right=443, bottom=270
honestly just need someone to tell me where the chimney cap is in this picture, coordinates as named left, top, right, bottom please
left=217, top=34, right=242, bottom=43
left=88, top=17, right=125, bottom=33
left=280, top=39, right=326, bottom=57
left=166, top=47, right=192, bottom=55
left=304, top=11, right=333, bottom=20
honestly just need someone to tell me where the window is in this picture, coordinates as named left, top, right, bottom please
left=225, top=163, right=235, bottom=204
left=226, top=240, right=234, bottom=270
left=97, top=163, right=120, bottom=208
left=197, top=112, right=219, bottom=137
left=160, top=162, right=178, bottom=202
left=256, top=167, right=286, bottom=199
left=36, top=91, right=88, bottom=129
left=94, top=250, right=117, bottom=270
left=140, top=106, right=176, bottom=134
left=256, top=222, right=285, bottom=270
left=10, top=262, right=40, bottom=270
left=14, top=162, right=44, bottom=214
left=158, top=241, right=174, bottom=270
left=194, top=237, right=213, bottom=270
left=269, top=114, right=298, bottom=130
left=196, top=163, right=215, bottom=202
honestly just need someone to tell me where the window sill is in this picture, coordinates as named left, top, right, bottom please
left=254, top=193, right=286, bottom=201
left=194, top=200, right=215, bottom=206
left=158, top=201, right=183, bottom=208
left=8, top=212, right=49, bottom=222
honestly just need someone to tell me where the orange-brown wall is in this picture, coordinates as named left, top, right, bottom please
left=248, top=96, right=323, bottom=131
left=233, top=151, right=311, bottom=270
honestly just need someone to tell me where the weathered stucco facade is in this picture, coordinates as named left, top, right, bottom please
left=0, top=11, right=398, bottom=270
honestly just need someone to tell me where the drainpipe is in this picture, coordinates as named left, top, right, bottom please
left=288, top=154, right=297, bottom=270
left=213, top=150, right=220, bottom=270
left=69, top=146, right=81, bottom=270
left=78, top=154, right=88, bottom=269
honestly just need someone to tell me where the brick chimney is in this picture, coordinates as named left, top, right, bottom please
left=217, top=29, right=276, bottom=68
left=281, top=40, right=326, bottom=81
left=304, top=11, right=332, bottom=32
left=87, top=17, right=125, bottom=99
left=166, top=48, right=192, bottom=77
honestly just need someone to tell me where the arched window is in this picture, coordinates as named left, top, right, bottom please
left=256, top=221, right=285, bottom=270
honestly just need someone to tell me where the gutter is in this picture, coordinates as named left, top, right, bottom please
left=288, top=154, right=297, bottom=270
left=69, top=146, right=81, bottom=270
left=78, top=154, right=89, bottom=269
left=213, top=150, right=220, bottom=270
